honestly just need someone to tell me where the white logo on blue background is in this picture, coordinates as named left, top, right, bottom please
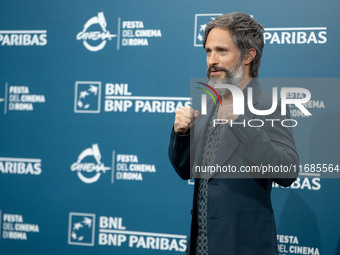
left=68, top=212, right=96, bottom=246
left=76, top=12, right=116, bottom=52
left=194, top=14, right=222, bottom=47
left=74, top=81, right=101, bottom=113
left=70, top=144, right=111, bottom=184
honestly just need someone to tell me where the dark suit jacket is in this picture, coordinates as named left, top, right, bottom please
left=168, top=80, right=299, bottom=255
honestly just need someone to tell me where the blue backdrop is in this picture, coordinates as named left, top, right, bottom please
left=0, top=0, right=339, bottom=254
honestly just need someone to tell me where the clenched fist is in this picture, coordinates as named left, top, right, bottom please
left=174, top=107, right=200, bottom=134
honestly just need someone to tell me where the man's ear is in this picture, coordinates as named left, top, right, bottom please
left=243, top=48, right=257, bottom=65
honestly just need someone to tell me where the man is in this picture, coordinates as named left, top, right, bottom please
left=168, top=13, right=299, bottom=255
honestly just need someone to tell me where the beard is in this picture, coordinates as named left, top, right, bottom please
left=207, top=64, right=244, bottom=95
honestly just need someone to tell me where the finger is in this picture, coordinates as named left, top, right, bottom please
left=174, top=121, right=190, bottom=133
left=175, top=112, right=191, bottom=122
left=176, top=107, right=192, bottom=119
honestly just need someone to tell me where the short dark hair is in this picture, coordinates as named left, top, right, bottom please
left=203, top=12, right=264, bottom=77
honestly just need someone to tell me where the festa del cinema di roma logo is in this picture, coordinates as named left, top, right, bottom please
left=76, top=12, right=162, bottom=52
left=70, top=144, right=111, bottom=184
left=70, top=142, right=157, bottom=183
left=76, top=12, right=116, bottom=52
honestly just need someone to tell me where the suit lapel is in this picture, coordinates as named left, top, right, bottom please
left=243, top=79, right=262, bottom=120
left=193, top=79, right=263, bottom=178
left=213, top=79, right=263, bottom=168
left=213, top=123, right=239, bottom=168
left=192, top=100, right=216, bottom=177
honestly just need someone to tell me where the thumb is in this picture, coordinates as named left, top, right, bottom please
left=194, top=110, right=200, bottom=119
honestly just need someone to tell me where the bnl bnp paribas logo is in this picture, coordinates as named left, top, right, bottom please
left=74, top=81, right=101, bottom=113
left=68, top=213, right=96, bottom=246
left=194, top=13, right=327, bottom=46
left=68, top=212, right=187, bottom=252
left=74, top=81, right=190, bottom=114
left=0, top=30, right=47, bottom=46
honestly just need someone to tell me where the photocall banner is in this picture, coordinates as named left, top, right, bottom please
left=0, top=0, right=339, bottom=254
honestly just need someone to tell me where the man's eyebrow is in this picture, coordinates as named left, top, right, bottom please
left=215, top=46, right=229, bottom=51
left=205, top=45, right=229, bottom=51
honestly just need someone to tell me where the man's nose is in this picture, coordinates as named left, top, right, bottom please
left=207, top=51, right=219, bottom=66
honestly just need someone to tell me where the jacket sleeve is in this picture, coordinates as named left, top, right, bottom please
left=168, top=128, right=191, bottom=180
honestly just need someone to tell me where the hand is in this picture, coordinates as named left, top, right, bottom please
left=217, top=104, right=239, bottom=125
left=174, top=107, right=200, bottom=134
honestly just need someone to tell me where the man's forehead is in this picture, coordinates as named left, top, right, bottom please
left=205, top=28, right=236, bottom=48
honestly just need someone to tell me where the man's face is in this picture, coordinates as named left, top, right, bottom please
left=205, top=28, right=244, bottom=87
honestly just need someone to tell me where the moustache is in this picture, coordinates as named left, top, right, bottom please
left=206, top=65, right=230, bottom=77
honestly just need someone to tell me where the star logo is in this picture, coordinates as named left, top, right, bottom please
left=74, top=81, right=101, bottom=113
left=83, top=217, right=93, bottom=228
left=194, top=13, right=222, bottom=47
left=200, top=24, right=207, bottom=32
left=68, top=213, right=96, bottom=246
